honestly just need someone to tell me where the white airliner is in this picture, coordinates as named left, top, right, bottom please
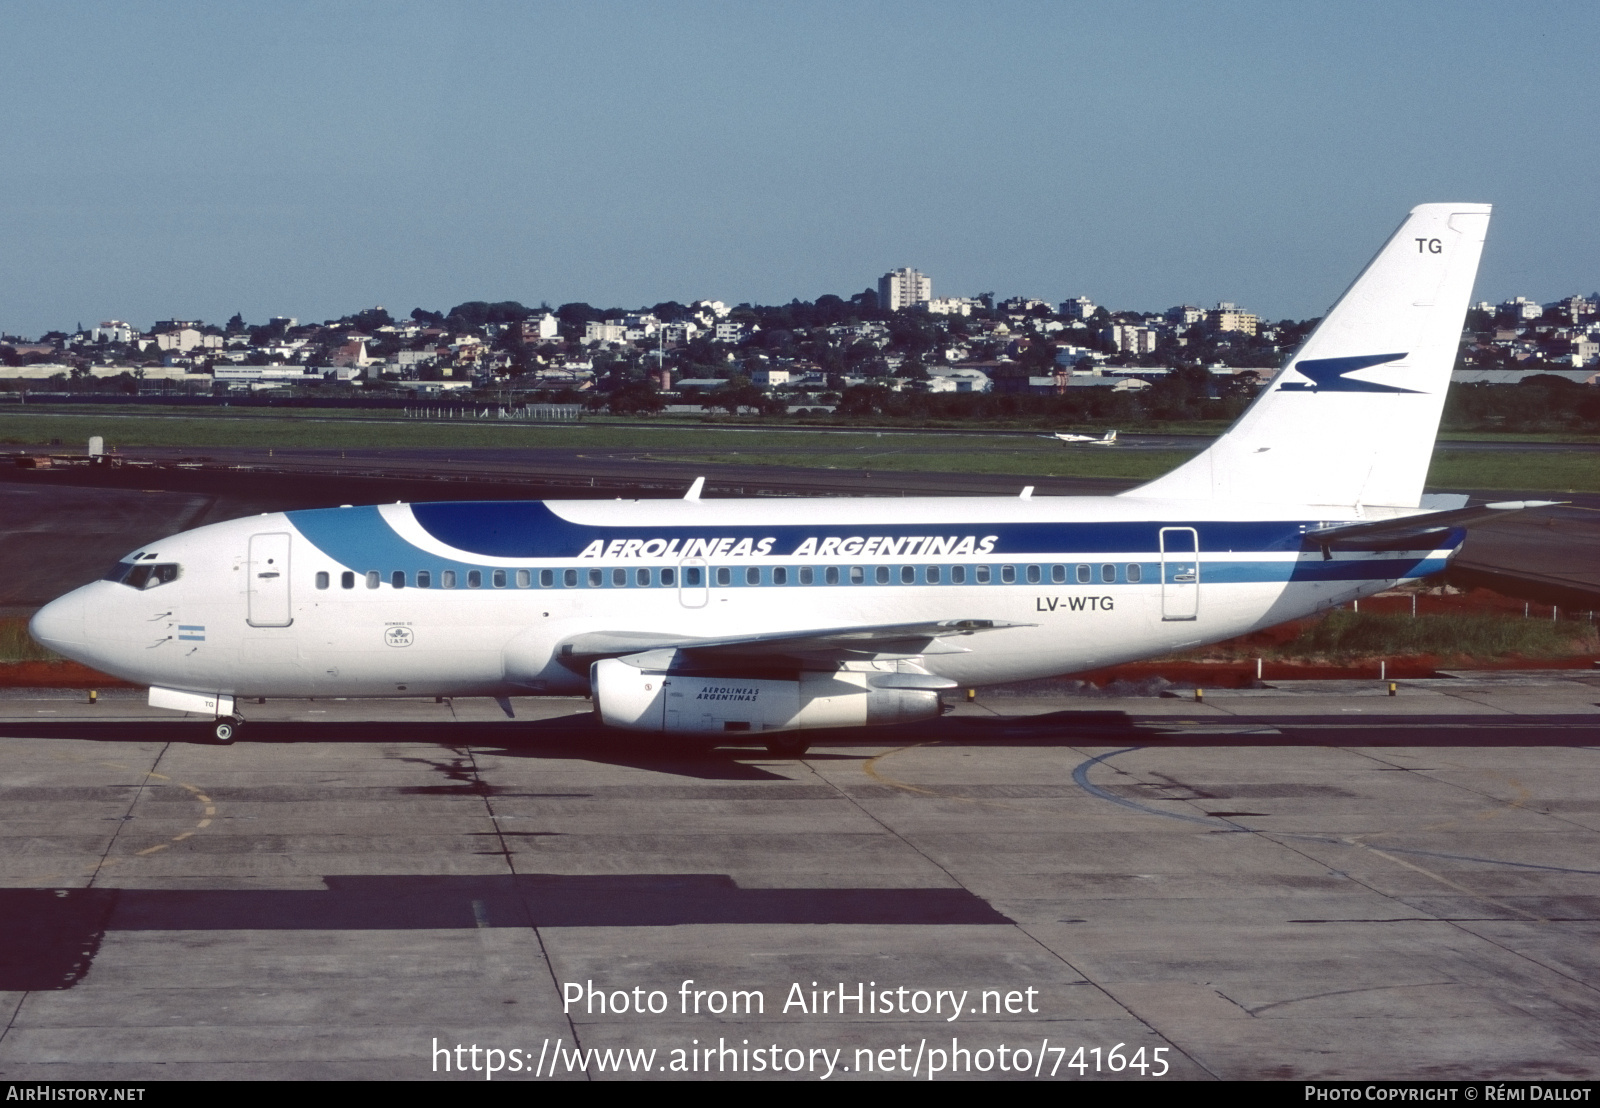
left=1052, top=430, right=1118, bottom=445
left=31, top=204, right=1534, bottom=754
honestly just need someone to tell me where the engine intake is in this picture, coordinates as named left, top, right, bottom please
left=590, top=658, right=942, bottom=735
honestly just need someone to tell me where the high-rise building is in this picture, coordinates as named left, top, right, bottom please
left=1060, top=296, right=1097, bottom=321
left=1209, top=302, right=1259, bottom=336
left=1103, top=324, right=1160, bottom=355
left=879, top=268, right=931, bottom=312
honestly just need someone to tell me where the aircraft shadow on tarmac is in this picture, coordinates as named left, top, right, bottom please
left=0, top=875, right=1013, bottom=991
left=1, top=707, right=1596, bottom=778
left=0, top=710, right=1147, bottom=782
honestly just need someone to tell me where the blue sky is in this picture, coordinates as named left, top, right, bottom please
left=1, top=1, right=1595, bottom=335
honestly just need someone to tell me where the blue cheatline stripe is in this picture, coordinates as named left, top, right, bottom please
left=288, top=503, right=1456, bottom=579
left=409, top=502, right=1323, bottom=558
left=269, top=556, right=1446, bottom=592
left=282, top=516, right=1449, bottom=593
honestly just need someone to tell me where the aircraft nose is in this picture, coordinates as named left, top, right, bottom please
left=30, top=589, right=89, bottom=652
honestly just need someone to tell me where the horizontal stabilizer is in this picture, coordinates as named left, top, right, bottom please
left=561, top=618, right=1031, bottom=661
left=1304, top=500, right=1562, bottom=550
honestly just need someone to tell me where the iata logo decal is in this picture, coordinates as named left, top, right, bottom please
left=1279, top=353, right=1419, bottom=393
left=384, top=626, right=414, bottom=648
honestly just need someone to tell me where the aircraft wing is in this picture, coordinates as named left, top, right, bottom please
left=561, top=618, right=1032, bottom=661
left=1303, top=500, right=1562, bottom=551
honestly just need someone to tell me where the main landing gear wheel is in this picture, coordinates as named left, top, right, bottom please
left=765, top=736, right=811, bottom=758
left=212, top=716, right=243, bottom=744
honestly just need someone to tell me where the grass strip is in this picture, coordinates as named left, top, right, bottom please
left=0, top=617, right=59, bottom=663
left=2, top=411, right=1596, bottom=490
left=1281, top=610, right=1596, bottom=662
left=1424, top=452, right=1600, bottom=494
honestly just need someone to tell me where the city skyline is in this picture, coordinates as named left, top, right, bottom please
left=2, top=2, right=1596, bottom=337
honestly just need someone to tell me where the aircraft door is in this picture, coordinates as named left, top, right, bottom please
left=679, top=557, right=708, bottom=608
left=247, top=532, right=294, bottom=627
left=1159, top=527, right=1199, bottom=621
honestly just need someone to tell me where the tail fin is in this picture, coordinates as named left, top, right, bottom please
left=1125, top=203, right=1491, bottom=508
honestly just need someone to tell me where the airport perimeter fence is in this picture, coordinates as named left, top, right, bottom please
left=401, top=405, right=584, bottom=422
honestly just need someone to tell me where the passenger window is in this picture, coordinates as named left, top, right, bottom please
left=492, top=570, right=507, bottom=588
left=682, top=566, right=700, bottom=586
left=975, top=565, right=990, bottom=584
left=1076, top=564, right=1091, bottom=583
left=1051, top=565, right=1066, bottom=584
left=315, top=571, right=329, bottom=590
left=516, top=569, right=531, bottom=588
left=1001, top=565, right=1016, bottom=584
left=874, top=566, right=889, bottom=584
left=1102, top=564, right=1116, bottom=583
left=1026, top=565, right=1041, bottom=584
left=660, top=567, right=676, bottom=586
left=539, top=569, right=554, bottom=587
left=1127, top=563, right=1142, bottom=583
left=951, top=565, right=965, bottom=584
left=927, top=565, right=941, bottom=584
left=849, top=566, right=864, bottom=584
left=417, top=570, right=431, bottom=588
left=715, top=567, right=731, bottom=586
left=441, top=570, right=456, bottom=588
left=392, top=571, right=406, bottom=589
left=467, top=570, right=482, bottom=589
left=366, top=571, right=380, bottom=589
left=773, top=566, right=788, bottom=585
left=636, top=568, right=651, bottom=587
left=612, top=568, right=626, bottom=587
left=799, top=566, right=814, bottom=585
left=564, top=569, right=578, bottom=587
left=901, top=565, right=916, bottom=584
left=341, top=571, right=355, bottom=589
left=746, top=567, right=760, bottom=585
left=587, top=569, right=602, bottom=587
left=825, top=566, right=840, bottom=585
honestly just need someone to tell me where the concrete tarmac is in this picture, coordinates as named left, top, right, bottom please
left=0, top=675, right=1596, bottom=1081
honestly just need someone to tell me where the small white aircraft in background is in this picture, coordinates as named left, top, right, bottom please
left=35, top=203, right=1534, bottom=755
left=1052, top=430, right=1118, bottom=446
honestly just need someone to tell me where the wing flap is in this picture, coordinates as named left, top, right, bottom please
left=561, top=618, right=1032, bottom=662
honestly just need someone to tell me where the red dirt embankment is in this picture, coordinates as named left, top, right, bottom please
left=0, top=661, right=134, bottom=688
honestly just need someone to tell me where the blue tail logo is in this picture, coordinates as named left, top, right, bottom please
left=1279, top=353, right=1417, bottom=393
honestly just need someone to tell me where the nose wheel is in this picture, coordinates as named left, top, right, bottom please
left=212, top=716, right=243, bottom=744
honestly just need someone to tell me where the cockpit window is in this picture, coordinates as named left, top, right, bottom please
left=106, top=561, right=180, bottom=589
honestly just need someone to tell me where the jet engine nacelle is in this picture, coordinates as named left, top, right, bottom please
left=590, top=658, right=943, bottom=735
